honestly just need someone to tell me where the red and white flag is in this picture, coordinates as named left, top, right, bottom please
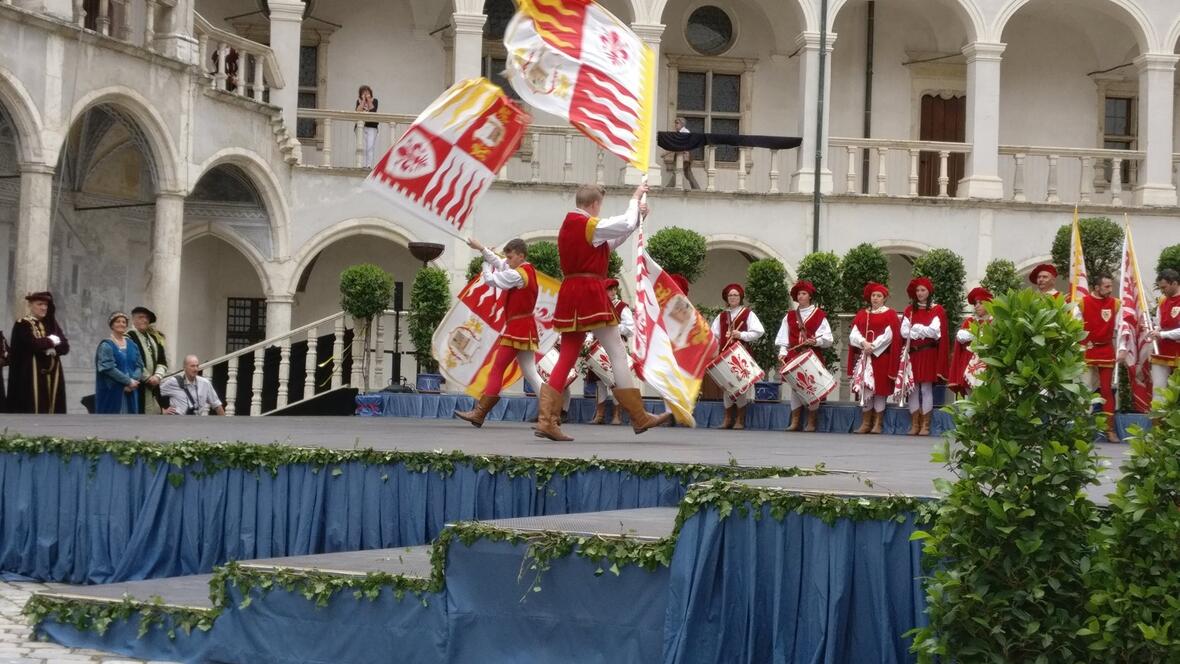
left=366, top=78, right=529, bottom=235
left=1115, top=221, right=1153, bottom=412
left=1069, top=207, right=1090, bottom=301
left=632, top=227, right=717, bottom=426
left=503, top=0, right=655, bottom=171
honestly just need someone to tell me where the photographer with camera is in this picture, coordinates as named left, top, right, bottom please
left=161, top=355, right=225, bottom=416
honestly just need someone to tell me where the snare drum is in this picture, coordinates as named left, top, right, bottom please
left=586, top=341, right=636, bottom=388
left=781, top=350, right=836, bottom=406
left=706, top=343, right=765, bottom=397
left=535, top=347, right=576, bottom=390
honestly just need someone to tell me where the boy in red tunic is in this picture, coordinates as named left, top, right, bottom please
left=847, top=283, right=900, bottom=435
left=901, top=277, right=949, bottom=436
left=775, top=280, right=833, bottom=433
left=454, top=237, right=545, bottom=427
left=710, top=283, right=765, bottom=430
left=948, top=287, right=992, bottom=397
left=536, top=183, right=670, bottom=441
left=1030, top=263, right=1062, bottom=299
left=1147, top=268, right=1180, bottom=406
left=1077, top=273, right=1119, bottom=442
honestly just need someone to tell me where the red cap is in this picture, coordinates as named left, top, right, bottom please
left=906, top=277, right=935, bottom=300
left=863, top=282, right=889, bottom=302
left=604, top=278, right=620, bottom=290
left=722, top=283, right=745, bottom=301
left=669, top=274, right=689, bottom=295
left=967, top=287, right=993, bottom=305
left=25, top=291, right=53, bottom=303
left=1029, top=263, right=1058, bottom=283
left=790, top=280, right=816, bottom=299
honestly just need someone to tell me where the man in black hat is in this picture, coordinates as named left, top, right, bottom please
left=7, top=291, right=69, bottom=414
left=129, top=306, right=168, bottom=415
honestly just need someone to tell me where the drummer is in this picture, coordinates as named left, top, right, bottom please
left=775, top=280, right=833, bottom=433
left=711, top=283, right=764, bottom=430
left=588, top=278, right=635, bottom=425
left=901, top=277, right=949, bottom=436
left=848, top=282, right=901, bottom=434
left=948, top=287, right=992, bottom=397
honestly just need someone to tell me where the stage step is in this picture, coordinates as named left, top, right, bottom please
left=238, top=544, right=435, bottom=578
left=39, top=574, right=215, bottom=611
left=465, top=506, right=679, bottom=540
left=733, top=473, right=941, bottom=500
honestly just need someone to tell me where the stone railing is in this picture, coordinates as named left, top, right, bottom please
left=997, top=145, right=1144, bottom=206
left=56, top=0, right=178, bottom=52
left=194, top=12, right=285, bottom=103
left=828, top=137, right=973, bottom=198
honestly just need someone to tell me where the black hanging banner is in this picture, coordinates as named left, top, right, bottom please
left=656, top=132, right=802, bottom=152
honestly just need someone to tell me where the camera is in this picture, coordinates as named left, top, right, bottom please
left=185, top=405, right=198, bottom=415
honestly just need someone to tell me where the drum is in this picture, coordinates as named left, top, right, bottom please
left=781, top=350, right=837, bottom=407
left=586, top=341, right=636, bottom=388
left=964, top=356, right=986, bottom=388
left=706, top=343, right=765, bottom=397
left=535, top=347, right=576, bottom=390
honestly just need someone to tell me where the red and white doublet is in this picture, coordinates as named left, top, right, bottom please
left=847, top=307, right=901, bottom=397
left=774, top=304, right=833, bottom=409
left=901, top=304, right=949, bottom=383
left=553, top=200, right=640, bottom=332
left=1151, top=294, right=1180, bottom=368
left=1078, top=294, right=1118, bottom=368
left=948, top=317, right=984, bottom=395
left=480, top=248, right=540, bottom=351
left=710, top=306, right=764, bottom=406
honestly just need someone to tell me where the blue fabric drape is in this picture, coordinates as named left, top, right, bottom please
left=0, top=453, right=689, bottom=584
left=94, top=339, right=143, bottom=414
left=662, top=505, right=927, bottom=664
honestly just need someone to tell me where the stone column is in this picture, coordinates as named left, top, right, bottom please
left=11, top=164, right=55, bottom=308
left=148, top=192, right=185, bottom=342
left=156, top=0, right=198, bottom=64
left=791, top=31, right=836, bottom=194
left=958, top=42, right=1005, bottom=199
left=623, top=22, right=664, bottom=186
left=264, top=294, right=294, bottom=339
left=269, top=0, right=304, bottom=132
left=1134, top=53, right=1179, bottom=206
left=451, top=12, right=486, bottom=84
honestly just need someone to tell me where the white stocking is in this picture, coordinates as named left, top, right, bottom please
left=1152, top=364, right=1174, bottom=405
left=920, top=383, right=934, bottom=414
left=516, top=350, right=543, bottom=395
left=592, top=326, right=635, bottom=390
left=596, top=382, right=612, bottom=404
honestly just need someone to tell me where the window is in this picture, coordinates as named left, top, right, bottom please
left=1103, top=96, right=1135, bottom=184
left=296, top=45, right=319, bottom=140
left=686, top=6, right=734, bottom=56
left=676, top=70, right=742, bottom=162
left=481, top=55, right=519, bottom=101
left=483, top=0, right=514, bottom=41
left=226, top=298, right=267, bottom=353
left=481, top=0, right=519, bottom=101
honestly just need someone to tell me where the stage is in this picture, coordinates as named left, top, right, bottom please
left=0, top=416, right=1136, bottom=663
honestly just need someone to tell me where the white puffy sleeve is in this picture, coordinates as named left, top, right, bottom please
left=618, top=306, right=635, bottom=339
left=813, top=317, right=834, bottom=348
left=774, top=316, right=791, bottom=354
left=740, top=311, right=764, bottom=343
left=956, top=328, right=975, bottom=344
left=590, top=199, right=641, bottom=250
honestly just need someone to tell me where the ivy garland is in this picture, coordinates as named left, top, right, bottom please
left=23, top=594, right=216, bottom=639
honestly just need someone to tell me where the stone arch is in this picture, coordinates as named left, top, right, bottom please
left=694, top=234, right=795, bottom=306
left=1166, top=15, right=1180, bottom=53
left=651, top=0, right=814, bottom=33
left=992, top=0, right=1154, bottom=51
left=59, top=86, right=182, bottom=193
left=874, top=240, right=935, bottom=258
left=183, top=222, right=275, bottom=296
left=830, top=0, right=983, bottom=41
left=0, top=65, right=46, bottom=165
left=285, top=217, right=427, bottom=295
left=193, top=148, right=291, bottom=259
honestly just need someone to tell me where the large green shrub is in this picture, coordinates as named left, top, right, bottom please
left=339, top=264, right=394, bottom=321
left=839, top=244, right=889, bottom=312
left=465, top=256, right=483, bottom=282
left=745, top=258, right=790, bottom=373
left=408, top=267, right=451, bottom=374
left=646, top=227, right=707, bottom=283
left=1083, top=370, right=1180, bottom=660
left=980, top=258, right=1024, bottom=298
left=795, top=251, right=842, bottom=312
left=1157, top=244, right=1180, bottom=276
left=912, top=249, right=967, bottom=332
left=1051, top=217, right=1123, bottom=278
left=527, top=241, right=562, bottom=278
left=912, top=289, right=1102, bottom=663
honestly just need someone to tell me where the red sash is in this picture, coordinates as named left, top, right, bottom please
left=720, top=307, right=752, bottom=351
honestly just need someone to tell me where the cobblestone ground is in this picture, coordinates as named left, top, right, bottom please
left=0, top=581, right=163, bottom=664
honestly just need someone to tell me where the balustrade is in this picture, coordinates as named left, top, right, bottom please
left=194, top=13, right=284, bottom=103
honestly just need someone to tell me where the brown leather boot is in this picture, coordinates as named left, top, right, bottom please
left=804, top=408, right=819, bottom=432
left=613, top=388, right=672, bottom=434
left=609, top=403, right=623, bottom=425
left=534, top=384, right=573, bottom=441
left=918, top=411, right=931, bottom=436
left=1106, top=421, right=1119, bottom=443
left=733, top=406, right=747, bottom=430
left=590, top=401, right=606, bottom=425
left=855, top=410, right=874, bottom=434
left=721, top=406, right=736, bottom=429
left=455, top=395, right=500, bottom=428
left=787, top=408, right=803, bottom=432
left=907, top=411, right=921, bottom=436
left=870, top=409, right=884, bottom=434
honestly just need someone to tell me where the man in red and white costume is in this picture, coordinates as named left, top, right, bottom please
left=901, top=277, right=949, bottom=436
left=1146, top=268, right=1180, bottom=406
left=535, top=183, right=671, bottom=441
left=1030, top=263, right=1062, bottom=298
left=588, top=278, right=635, bottom=425
left=711, top=283, right=765, bottom=430
left=1077, top=273, right=1120, bottom=442
left=948, top=287, right=992, bottom=397
left=455, top=237, right=545, bottom=427
left=848, top=282, right=901, bottom=434
left=775, top=280, right=833, bottom=433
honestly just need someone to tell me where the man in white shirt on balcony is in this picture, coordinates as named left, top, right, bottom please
left=161, top=355, right=225, bottom=416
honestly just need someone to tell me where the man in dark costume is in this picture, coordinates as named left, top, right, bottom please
left=7, top=292, right=70, bottom=413
left=0, top=329, right=8, bottom=410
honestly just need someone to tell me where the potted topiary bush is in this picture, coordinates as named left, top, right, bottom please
left=1051, top=216, right=1123, bottom=277
left=839, top=243, right=889, bottom=313
left=746, top=258, right=790, bottom=402
left=646, top=227, right=707, bottom=283
left=796, top=251, right=844, bottom=372
left=912, top=248, right=967, bottom=406
left=339, top=263, right=394, bottom=392
left=408, top=267, right=451, bottom=393
left=980, top=258, right=1023, bottom=298
left=1158, top=243, right=1180, bottom=275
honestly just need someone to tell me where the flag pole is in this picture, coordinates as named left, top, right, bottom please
left=1126, top=214, right=1160, bottom=355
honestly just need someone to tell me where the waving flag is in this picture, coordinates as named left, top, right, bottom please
left=433, top=270, right=560, bottom=397
left=850, top=351, right=876, bottom=408
left=1115, top=220, right=1154, bottom=412
left=632, top=227, right=717, bottom=426
left=892, top=339, right=915, bottom=406
left=366, top=78, right=529, bottom=235
left=503, top=0, right=655, bottom=170
left=1069, top=207, right=1090, bottom=301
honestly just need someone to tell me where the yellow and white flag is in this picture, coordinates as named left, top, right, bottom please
left=1069, top=207, right=1089, bottom=301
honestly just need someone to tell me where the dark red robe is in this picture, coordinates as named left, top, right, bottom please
left=846, top=307, right=901, bottom=397
left=902, top=304, right=949, bottom=383
left=7, top=316, right=70, bottom=414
